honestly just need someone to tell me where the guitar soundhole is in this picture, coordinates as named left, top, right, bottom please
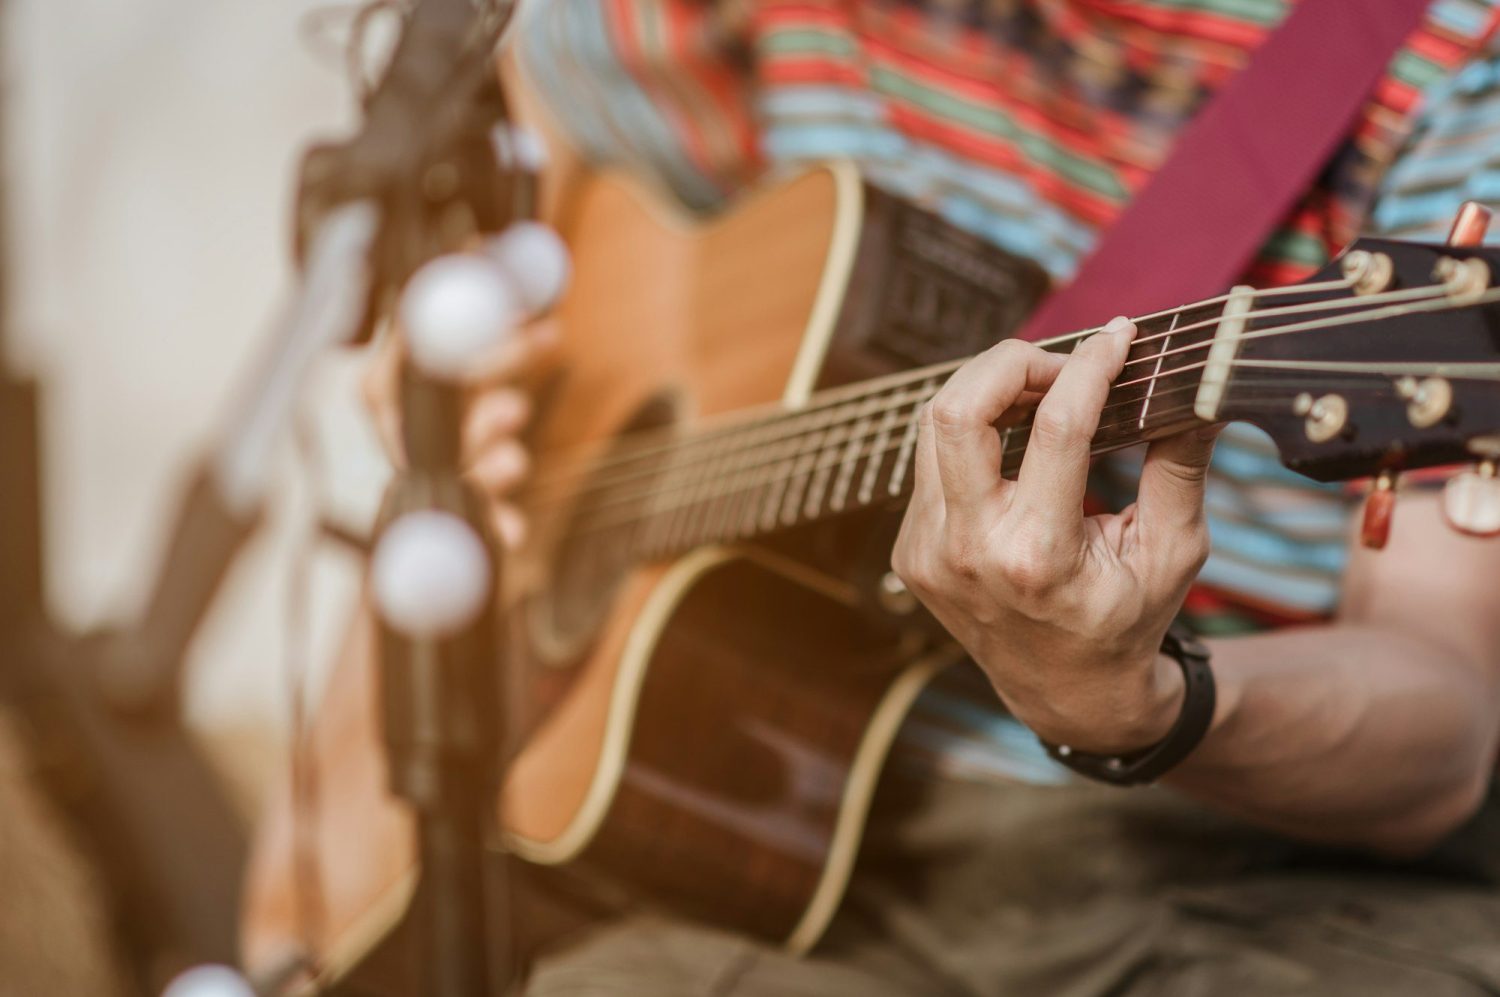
left=529, top=393, right=680, bottom=664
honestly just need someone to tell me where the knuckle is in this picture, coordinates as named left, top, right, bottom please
left=928, top=394, right=971, bottom=432
left=940, top=533, right=983, bottom=582
left=1156, top=524, right=1210, bottom=580
left=993, top=534, right=1062, bottom=594
left=890, top=532, right=915, bottom=580
left=1029, top=408, right=1085, bottom=450
left=895, top=551, right=936, bottom=594
left=1185, top=527, right=1211, bottom=572
left=990, top=338, right=1032, bottom=361
left=918, top=399, right=938, bottom=430
left=1081, top=330, right=1117, bottom=355
left=891, top=531, right=931, bottom=591
left=1156, top=456, right=1211, bottom=490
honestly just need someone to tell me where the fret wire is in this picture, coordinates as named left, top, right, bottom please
left=1138, top=311, right=1178, bottom=431
left=712, top=414, right=776, bottom=544
left=888, top=381, right=931, bottom=497
left=780, top=426, right=823, bottom=526
left=807, top=403, right=864, bottom=517
left=682, top=440, right=726, bottom=547
left=832, top=393, right=880, bottom=511
left=759, top=444, right=795, bottom=533
left=858, top=399, right=902, bottom=505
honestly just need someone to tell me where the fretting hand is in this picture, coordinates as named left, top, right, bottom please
left=891, top=316, right=1221, bottom=755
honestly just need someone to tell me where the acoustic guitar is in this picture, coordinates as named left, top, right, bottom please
left=242, top=161, right=1500, bottom=986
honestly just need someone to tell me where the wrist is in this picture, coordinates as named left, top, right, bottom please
left=1042, top=624, right=1218, bottom=787
left=1017, top=651, right=1186, bottom=756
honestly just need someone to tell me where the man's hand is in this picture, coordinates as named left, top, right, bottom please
left=892, top=317, right=1219, bottom=755
left=360, top=318, right=559, bottom=546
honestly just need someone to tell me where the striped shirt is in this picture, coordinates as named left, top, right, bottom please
left=517, top=0, right=1500, bottom=780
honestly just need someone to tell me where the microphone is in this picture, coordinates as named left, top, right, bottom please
left=160, top=965, right=255, bottom=997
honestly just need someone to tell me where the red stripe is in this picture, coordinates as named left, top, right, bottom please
left=605, top=0, right=723, bottom=184
left=879, top=102, right=1125, bottom=224
left=1183, top=584, right=1326, bottom=627
left=759, top=56, right=865, bottom=88
left=669, top=1, right=762, bottom=171
left=1073, top=0, right=1276, bottom=50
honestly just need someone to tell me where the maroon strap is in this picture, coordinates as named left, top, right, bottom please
left=1021, top=0, right=1433, bottom=341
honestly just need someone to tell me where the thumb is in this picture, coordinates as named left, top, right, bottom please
left=1137, top=423, right=1220, bottom=537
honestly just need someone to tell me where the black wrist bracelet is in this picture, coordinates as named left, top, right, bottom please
left=1040, top=622, right=1216, bottom=787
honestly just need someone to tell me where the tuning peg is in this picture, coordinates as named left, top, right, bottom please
left=1360, top=470, right=1398, bottom=549
left=1447, top=201, right=1492, bottom=247
left=1442, top=461, right=1500, bottom=538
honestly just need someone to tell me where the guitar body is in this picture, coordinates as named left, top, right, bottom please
left=241, top=161, right=1046, bottom=984
left=501, top=163, right=945, bottom=950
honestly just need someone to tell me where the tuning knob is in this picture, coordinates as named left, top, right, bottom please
left=1447, top=201, right=1493, bottom=247
left=1442, top=461, right=1500, bottom=538
left=1360, top=470, right=1398, bottom=550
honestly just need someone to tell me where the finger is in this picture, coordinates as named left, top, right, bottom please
left=359, top=335, right=405, bottom=465
left=466, top=439, right=530, bottom=497
left=904, top=401, right=947, bottom=534
left=1136, top=422, right=1221, bottom=543
left=461, top=318, right=561, bottom=390
left=928, top=340, right=1067, bottom=527
left=490, top=502, right=527, bottom=549
left=462, top=389, right=531, bottom=461
left=1013, top=317, right=1135, bottom=539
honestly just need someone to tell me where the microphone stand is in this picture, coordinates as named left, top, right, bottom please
left=298, top=0, right=532, bottom=992
left=370, top=362, right=511, bottom=997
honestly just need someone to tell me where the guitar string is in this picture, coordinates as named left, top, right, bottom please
left=528, top=293, right=1500, bottom=545
left=523, top=280, right=1462, bottom=507
left=552, top=349, right=1500, bottom=544
left=558, top=375, right=1403, bottom=539
left=520, top=279, right=1441, bottom=502
left=575, top=354, right=1500, bottom=541
left=520, top=275, right=1363, bottom=494
left=570, top=377, right=1181, bottom=523
left=555, top=394, right=1361, bottom=547
left=543, top=283, right=1500, bottom=545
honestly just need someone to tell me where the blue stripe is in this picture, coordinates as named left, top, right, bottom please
left=1198, top=551, right=1343, bottom=611
left=906, top=692, right=1073, bottom=785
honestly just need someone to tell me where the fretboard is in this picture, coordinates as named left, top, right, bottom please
left=556, top=303, right=1224, bottom=561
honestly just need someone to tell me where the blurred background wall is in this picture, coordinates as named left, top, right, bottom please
left=2, top=0, right=389, bottom=809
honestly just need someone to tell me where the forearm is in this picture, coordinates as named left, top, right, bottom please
left=1167, top=623, right=1499, bottom=854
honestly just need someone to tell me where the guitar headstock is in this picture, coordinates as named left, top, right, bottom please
left=1210, top=204, right=1500, bottom=543
left=1216, top=238, right=1500, bottom=480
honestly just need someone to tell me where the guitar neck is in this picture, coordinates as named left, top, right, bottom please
left=597, top=301, right=1225, bottom=561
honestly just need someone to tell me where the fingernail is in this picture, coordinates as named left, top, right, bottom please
left=1103, top=315, right=1135, bottom=338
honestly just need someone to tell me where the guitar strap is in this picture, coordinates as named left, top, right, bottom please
left=1021, top=0, right=1436, bottom=341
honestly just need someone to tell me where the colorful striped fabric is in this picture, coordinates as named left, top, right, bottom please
left=523, top=0, right=1499, bottom=283
left=516, top=1, right=1500, bottom=781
